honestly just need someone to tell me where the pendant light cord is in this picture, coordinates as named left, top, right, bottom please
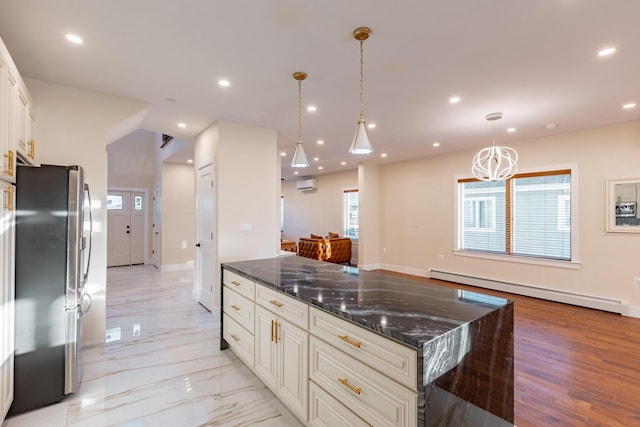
left=359, top=40, right=365, bottom=120
left=298, top=79, right=302, bottom=142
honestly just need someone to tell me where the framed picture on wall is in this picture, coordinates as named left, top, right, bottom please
left=606, top=177, right=640, bottom=233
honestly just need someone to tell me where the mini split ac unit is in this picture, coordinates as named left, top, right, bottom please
left=296, top=178, right=317, bottom=191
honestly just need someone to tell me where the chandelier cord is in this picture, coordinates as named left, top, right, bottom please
left=298, top=79, right=302, bottom=142
left=359, top=39, right=364, bottom=120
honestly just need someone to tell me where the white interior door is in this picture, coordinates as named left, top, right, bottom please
left=195, top=163, right=215, bottom=311
left=152, top=185, right=160, bottom=269
left=107, top=190, right=146, bottom=267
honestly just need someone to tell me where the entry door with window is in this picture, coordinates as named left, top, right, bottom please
left=107, top=191, right=145, bottom=267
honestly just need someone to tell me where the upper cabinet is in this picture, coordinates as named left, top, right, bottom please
left=0, top=36, right=37, bottom=178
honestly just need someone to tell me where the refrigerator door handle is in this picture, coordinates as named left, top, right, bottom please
left=80, top=289, right=92, bottom=317
left=83, top=183, right=93, bottom=282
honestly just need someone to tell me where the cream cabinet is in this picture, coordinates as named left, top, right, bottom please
left=0, top=51, right=15, bottom=183
left=222, top=270, right=255, bottom=368
left=0, top=36, right=36, bottom=168
left=254, top=293, right=309, bottom=422
left=1, top=179, right=15, bottom=421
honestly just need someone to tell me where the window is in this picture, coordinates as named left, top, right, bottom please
left=134, top=195, right=143, bottom=210
left=343, top=189, right=359, bottom=240
left=280, top=196, right=284, bottom=233
left=107, top=194, right=123, bottom=210
left=457, top=169, right=572, bottom=261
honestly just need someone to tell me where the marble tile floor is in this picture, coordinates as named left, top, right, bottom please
left=3, top=265, right=303, bottom=427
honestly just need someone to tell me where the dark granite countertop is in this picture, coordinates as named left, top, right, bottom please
left=222, top=256, right=511, bottom=350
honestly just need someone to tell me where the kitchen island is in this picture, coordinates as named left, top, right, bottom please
left=220, top=256, right=513, bottom=427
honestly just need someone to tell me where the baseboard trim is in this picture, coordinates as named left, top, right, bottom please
left=379, top=263, right=429, bottom=278
left=162, top=263, right=194, bottom=272
left=358, top=262, right=381, bottom=271
left=428, top=269, right=635, bottom=316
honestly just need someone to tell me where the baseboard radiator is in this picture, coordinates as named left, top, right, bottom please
left=428, top=269, right=624, bottom=314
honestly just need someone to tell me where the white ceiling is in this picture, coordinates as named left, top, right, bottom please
left=1, top=1, right=639, bottom=180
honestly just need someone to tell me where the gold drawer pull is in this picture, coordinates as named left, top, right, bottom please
left=231, top=304, right=241, bottom=311
left=230, top=334, right=240, bottom=342
left=3, top=150, right=14, bottom=176
left=269, top=299, right=283, bottom=308
left=28, top=139, right=35, bottom=159
left=270, top=320, right=275, bottom=342
left=338, top=377, right=361, bottom=395
left=338, top=335, right=362, bottom=348
left=231, top=280, right=241, bottom=286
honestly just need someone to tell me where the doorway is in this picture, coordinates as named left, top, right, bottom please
left=195, top=162, right=215, bottom=311
left=107, top=190, right=146, bottom=267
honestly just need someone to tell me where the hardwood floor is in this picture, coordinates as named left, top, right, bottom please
left=384, top=271, right=640, bottom=427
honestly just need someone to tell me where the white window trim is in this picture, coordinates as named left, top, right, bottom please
left=453, top=163, right=580, bottom=267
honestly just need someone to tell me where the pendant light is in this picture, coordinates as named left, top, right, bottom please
left=471, top=112, right=518, bottom=181
left=291, top=71, right=309, bottom=168
left=349, top=27, right=374, bottom=155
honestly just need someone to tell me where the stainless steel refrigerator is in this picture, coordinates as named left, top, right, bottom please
left=10, top=164, right=92, bottom=415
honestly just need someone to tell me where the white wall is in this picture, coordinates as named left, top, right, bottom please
left=161, top=162, right=195, bottom=267
left=379, top=120, right=640, bottom=311
left=281, top=169, right=358, bottom=241
left=194, top=120, right=279, bottom=308
left=25, top=78, right=150, bottom=345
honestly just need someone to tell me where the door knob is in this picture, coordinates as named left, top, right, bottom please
left=195, top=243, right=201, bottom=247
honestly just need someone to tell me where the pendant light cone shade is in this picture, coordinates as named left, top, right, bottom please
left=291, top=71, right=310, bottom=168
left=350, top=119, right=373, bottom=154
left=291, top=141, right=309, bottom=168
left=472, top=112, right=518, bottom=181
left=349, top=27, right=373, bottom=155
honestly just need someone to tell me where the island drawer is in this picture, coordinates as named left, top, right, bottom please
left=223, top=286, right=255, bottom=333
left=310, top=336, right=417, bottom=427
left=309, top=307, right=417, bottom=389
left=223, top=313, right=254, bottom=368
left=309, top=381, right=369, bottom=427
left=223, top=269, right=255, bottom=300
left=256, top=284, right=308, bottom=330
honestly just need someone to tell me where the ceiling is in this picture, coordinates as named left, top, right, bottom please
left=1, top=1, right=639, bottom=180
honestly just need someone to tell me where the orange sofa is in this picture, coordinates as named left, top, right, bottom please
left=298, top=236, right=352, bottom=265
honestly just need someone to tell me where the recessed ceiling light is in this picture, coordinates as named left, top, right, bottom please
left=294, top=171, right=299, bottom=175
left=65, top=34, right=83, bottom=44
left=449, top=96, right=460, bottom=104
left=307, top=106, right=317, bottom=112
left=280, top=152, right=286, bottom=157
left=187, top=159, right=193, bottom=164
left=318, top=166, right=323, bottom=170
left=598, top=47, right=616, bottom=57
left=507, top=127, right=516, bottom=133
left=218, top=79, right=230, bottom=87
left=381, top=153, right=387, bottom=158
left=367, top=123, right=376, bottom=129
left=341, top=161, right=347, bottom=166
left=623, top=103, right=636, bottom=109
left=432, top=142, right=440, bottom=147
left=178, top=123, right=186, bottom=128
left=545, top=123, right=559, bottom=129
left=313, top=157, right=319, bottom=161
left=317, top=140, right=324, bottom=145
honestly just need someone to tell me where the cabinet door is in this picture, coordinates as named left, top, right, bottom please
left=0, top=180, right=15, bottom=421
left=254, top=305, right=277, bottom=390
left=27, top=104, right=36, bottom=163
left=15, top=86, right=28, bottom=157
left=277, top=318, right=308, bottom=421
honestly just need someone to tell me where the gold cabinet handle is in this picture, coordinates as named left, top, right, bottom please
left=231, top=304, right=241, bottom=311
left=338, top=335, right=362, bottom=348
left=231, top=280, right=241, bottom=286
left=28, top=139, right=35, bottom=159
left=230, top=334, right=240, bottom=342
left=3, top=150, right=14, bottom=176
left=338, top=377, right=361, bottom=395
left=274, top=321, right=279, bottom=344
left=3, top=186, right=13, bottom=211
left=269, top=299, right=283, bottom=308
left=271, top=320, right=275, bottom=342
